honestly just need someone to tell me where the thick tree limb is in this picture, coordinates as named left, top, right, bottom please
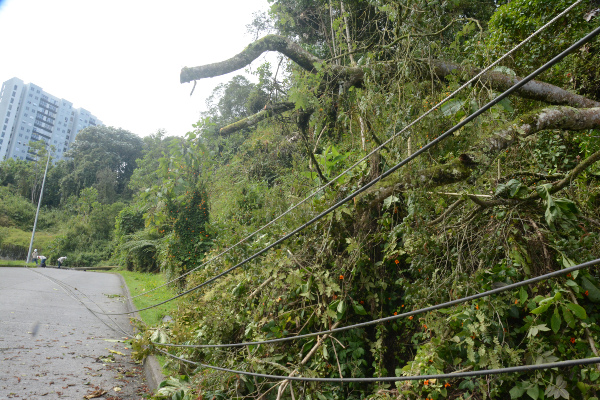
left=219, top=102, right=296, bottom=135
left=181, top=35, right=599, bottom=110
left=429, top=60, right=600, bottom=109
left=180, top=34, right=364, bottom=86
left=364, top=106, right=600, bottom=207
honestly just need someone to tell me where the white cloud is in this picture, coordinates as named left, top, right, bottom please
left=0, top=0, right=272, bottom=137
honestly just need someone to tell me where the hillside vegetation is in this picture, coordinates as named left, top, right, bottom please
left=2, top=1, right=600, bottom=399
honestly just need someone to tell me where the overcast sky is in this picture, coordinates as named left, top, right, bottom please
left=0, top=0, right=272, bottom=137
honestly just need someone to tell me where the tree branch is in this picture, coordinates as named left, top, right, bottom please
left=180, top=34, right=364, bottom=86
left=428, top=60, right=600, bottom=109
left=363, top=107, right=600, bottom=207
left=219, top=102, right=296, bottom=135
left=181, top=35, right=599, bottom=109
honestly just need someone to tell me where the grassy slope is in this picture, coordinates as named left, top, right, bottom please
left=1, top=226, right=59, bottom=249
left=115, top=270, right=179, bottom=327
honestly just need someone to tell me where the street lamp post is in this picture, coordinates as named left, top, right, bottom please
left=26, top=151, right=51, bottom=264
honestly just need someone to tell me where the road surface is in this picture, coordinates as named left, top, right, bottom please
left=0, top=267, right=150, bottom=399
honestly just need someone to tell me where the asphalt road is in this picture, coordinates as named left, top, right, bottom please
left=0, top=267, right=150, bottom=399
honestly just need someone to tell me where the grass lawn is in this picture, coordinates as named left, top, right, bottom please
left=115, top=270, right=180, bottom=327
left=0, top=260, right=37, bottom=267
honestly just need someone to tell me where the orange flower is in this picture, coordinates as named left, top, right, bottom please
left=360, top=300, right=364, bottom=304
left=570, top=337, right=576, bottom=344
left=394, top=312, right=397, bottom=315
left=475, top=304, right=479, bottom=310
left=394, top=259, right=399, bottom=264
left=423, top=324, right=427, bottom=330
left=445, top=382, right=451, bottom=388
left=339, top=275, right=344, bottom=280
left=514, top=299, right=519, bottom=304
left=585, top=290, right=589, bottom=296
left=424, top=379, right=429, bottom=386
left=408, top=316, right=413, bottom=320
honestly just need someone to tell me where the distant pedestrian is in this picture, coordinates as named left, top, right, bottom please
left=57, top=256, right=67, bottom=268
left=32, top=249, right=38, bottom=265
left=38, top=255, right=47, bottom=268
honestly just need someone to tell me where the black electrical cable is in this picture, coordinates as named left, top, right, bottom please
left=126, top=0, right=583, bottom=304
left=154, top=257, right=600, bottom=348
left=156, top=348, right=600, bottom=383
left=101, top=22, right=600, bottom=317
left=28, top=268, right=133, bottom=337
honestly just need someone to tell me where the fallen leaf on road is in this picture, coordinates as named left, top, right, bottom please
left=108, top=349, right=125, bottom=356
left=113, top=386, right=122, bottom=392
left=84, top=389, right=107, bottom=399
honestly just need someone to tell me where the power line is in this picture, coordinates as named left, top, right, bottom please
left=102, top=20, right=600, bottom=316
left=154, top=257, right=600, bottom=348
left=125, top=0, right=584, bottom=301
left=156, top=348, right=600, bottom=383
left=28, top=268, right=133, bottom=337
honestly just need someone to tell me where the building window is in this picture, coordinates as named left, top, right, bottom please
left=12, top=91, right=16, bottom=97
left=10, top=98, right=14, bottom=104
left=8, top=105, right=11, bottom=110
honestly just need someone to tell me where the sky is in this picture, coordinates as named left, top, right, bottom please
left=0, top=0, right=273, bottom=137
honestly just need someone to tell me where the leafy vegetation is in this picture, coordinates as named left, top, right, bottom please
left=2, top=1, right=600, bottom=399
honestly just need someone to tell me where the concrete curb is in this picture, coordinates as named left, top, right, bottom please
left=116, top=272, right=166, bottom=393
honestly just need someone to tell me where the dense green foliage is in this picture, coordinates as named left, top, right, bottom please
left=2, top=1, right=600, bottom=399
left=133, top=1, right=600, bottom=400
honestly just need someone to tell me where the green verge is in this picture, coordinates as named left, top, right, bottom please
left=0, top=260, right=37, bottom=267
left=115, top=270, right=180, bottom=375
left=115, top=270, right=179, bottom=326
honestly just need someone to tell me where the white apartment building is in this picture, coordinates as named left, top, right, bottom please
left=0, top=77, right=102, bottom=162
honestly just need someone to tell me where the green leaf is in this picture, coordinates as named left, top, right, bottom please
left=441, top=99, right=464, bottom=116
left=383, top=195, right=399, bottom=209
left=566, top=302, right=587, bottom=320
left=352, top=302, right=368, bottom=315
left=526, top=383, right=540, bottom=400
left=562, top=306, right=576, bottom=328
left=519, top=287, right=528, bottom=304
left=499, top=98, right=515, bottom=113
left=530, top=303, right=551, bottom=314
left=551, top=308, right=561, bottom=334
left=510, top=384, right=526, bottom=399
left=581, top=276, right=600, bottom=303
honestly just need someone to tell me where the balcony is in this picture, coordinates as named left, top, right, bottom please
left=33, top=122, right=53, bottom=134
left=32, top=128, right=51, bottom=139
